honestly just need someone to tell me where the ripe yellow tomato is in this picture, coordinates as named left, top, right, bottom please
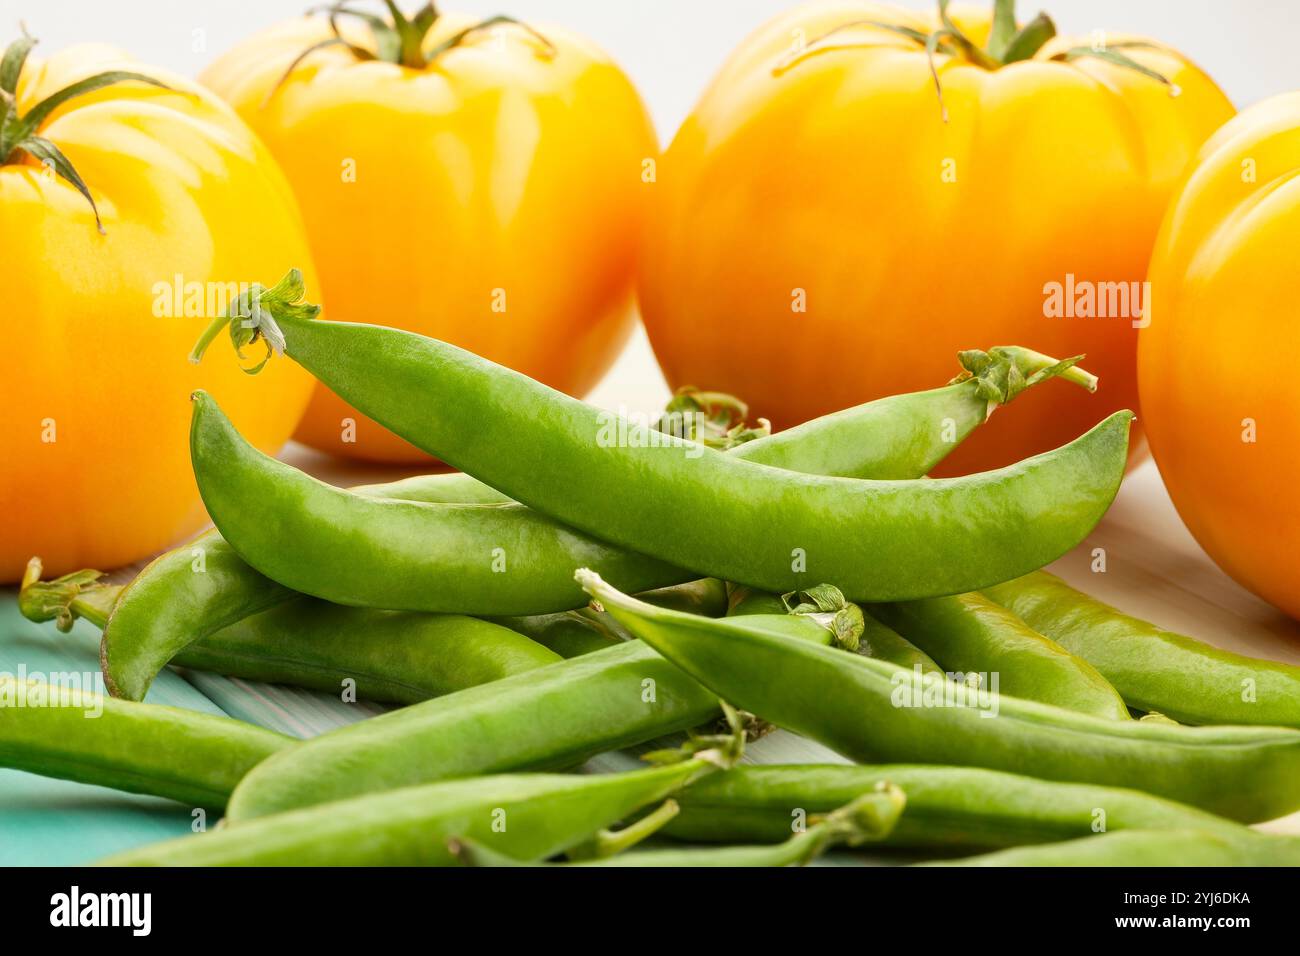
left=202, top=12, right=657, bottom=462
left=1140, top=93, right=1300, bottom=620
left=0, top=42, right=318, bottom=583
left=639, top=1, right=1233, bottom=474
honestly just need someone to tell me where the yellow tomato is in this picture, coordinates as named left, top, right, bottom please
left=0, top=42, right=318, bottom=583
left=1140, top=93, right=1300, bottom=619
left=201, top=11, right=657, bottom=462
left=639, top=1, right=1233, bottom=475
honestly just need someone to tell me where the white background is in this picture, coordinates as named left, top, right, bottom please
left=10, top=0, right=1298, bottom=403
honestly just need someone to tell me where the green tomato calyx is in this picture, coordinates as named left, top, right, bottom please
left=773, top=0, right=1181, bottom=123
left=266, top=0, right=555, bottom=99
left=0, top=31, right=177, bottom=234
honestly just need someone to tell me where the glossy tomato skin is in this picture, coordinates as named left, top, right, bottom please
left=0, top=45, right=318, bottom=583
left=1140, top=94, right=1300, bottom=620
left=201, top=16, right=657, bottom=462
left=639, top=1, right=1233, bottom=475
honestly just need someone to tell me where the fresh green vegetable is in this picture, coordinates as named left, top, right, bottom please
left=20, top=561, right=561, bottom=706
left=578, top=570, right=1300, bottom=823
left=872, top=593, right=1130, bottom=719
left=26, top=469, right=510, bottom=702
left=223, top=607, right=857, bottom=821
left=667, top=764, right=1252, bottom=848
left=986, top=571, right=1300, bottom=727
left=68, top=319, right=1086, bottom=702
left=452, top=785, right=907, bottom=867
left=100, top=761, right=721, bottom=867
left=859, top=612, right=946, bottom=676
left=0, top=676, right=290, bottom=809
left=941, top=829, right=1300, bottom=867
left=192, top=276, right=1125, bottom=603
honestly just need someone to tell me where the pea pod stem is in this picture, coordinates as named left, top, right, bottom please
left=565, top=799, right=683, bottom=861
left=985, top=571, right=1300, bottom=727
left=0, top=677, right=290, bottom=809
left=193, top=283, right=1125, bottom=602
left=577, top=570, right=1300, bottom=824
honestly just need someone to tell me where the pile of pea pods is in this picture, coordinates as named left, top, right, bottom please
left=12, top=277, right=1300, bottom=866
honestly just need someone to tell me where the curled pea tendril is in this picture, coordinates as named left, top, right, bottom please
left=188, top=268, right=321, bottom=373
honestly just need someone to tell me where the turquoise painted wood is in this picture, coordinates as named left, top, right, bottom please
left=0, top=594, right=227, bottom=865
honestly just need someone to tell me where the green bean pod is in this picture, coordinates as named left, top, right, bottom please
left=191, top=389, right=1130, bottom=612
left=941, top=829, right=1300, bottom=867
left=0, top=677, right=290, bottom=809
left=731, top=590, right=940, bottom=674
left=578, top=571, right=1300, bottom=823
left=872, top=593, right=1130, bottom=719
left=100, top=762, right=711, bottom=866
left=172, top=600, right=562, bottom=704
left=986, top=571, right=1300, bottom=727
left=455, top=786, right=909, bottom=868
left=189, top=395, right=688, bottom=613
left=667, top=764, right=1249, bottom=848
left=29, top=469, right=510, bottom=702
left=85, top=337, right=1085, bottom=701
left=21, top=563, right=561, bottom=706
left=492, top=609, right=624, bottom=658
left=493, top=578, right=727, bottom=659
left=225, top=611, right=846, bottom=821
left=859, top=613, right=946, bottom=676
left=194, top=285, right=1123, bottom=602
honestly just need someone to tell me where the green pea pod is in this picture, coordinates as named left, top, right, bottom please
left=453, top=785, right=908, bottom=868
left=872, top=593, right=1130, bottom=720
left=986, top=571, right=1300, bottom=727
left=99, top=761, right=715, bottom=867
left=22, top=468, right=508, bottom=702
left=188, top=395, right=687, bottom=612
left=173, top=601, right=561, bottom=704
left=224, top=611, right=850, bottom=821
left=0, top=677, right=290, bottom=809
left=495, top=580, right=726, bottom=660
left=577, top=570, right=1300, bottom=824
left=20, top=562, right=561, bottom=706
left=189, top=398, right=1130, bottom=613
left=727, top=586, right=789, bottom=617
left=71, top=338, right=1086, bottom=701
left=492, top=608, right=625, bottom=658
left=859, top=612, right=946, bottom=677
left=731, top=589, right=939, bottom=675
left=637, top=578, right=730, bottom=617
left=667, top=765, right=1251, bottom=848
left=940, top=829, right=1300, bottom=867
left=193, top=283, right=1124, bottom=603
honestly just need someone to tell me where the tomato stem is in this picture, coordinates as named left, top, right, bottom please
left=283, top=1, right=554, bottom=76
left=773, top=1, right=1180, bottom=123
left=0, top=32, right=176, bottom=233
